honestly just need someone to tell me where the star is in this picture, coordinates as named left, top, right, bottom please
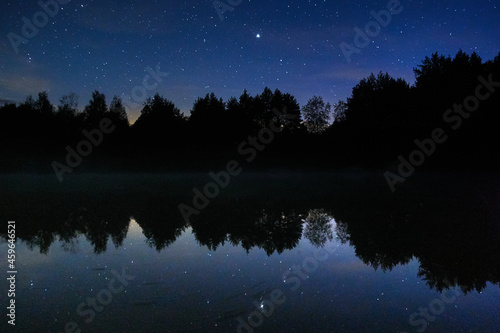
left=0, top=0, right=497, bottom=118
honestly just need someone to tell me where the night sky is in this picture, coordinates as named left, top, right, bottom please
left=1, top=0, right=499, bottom=122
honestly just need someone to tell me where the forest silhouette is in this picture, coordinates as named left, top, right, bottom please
left=1, top=50, right=499, bottom=174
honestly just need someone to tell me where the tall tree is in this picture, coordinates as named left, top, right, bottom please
left=108, top=95, right=129, bottom=129
left=341, top=72, right=411, bottom=162
left=20, top=92, right=56, bottom=141
left=34, top=91, right=54, bottom=115
left=57, top=93, right=79, bottom=117
left=253, top=87, right=274, bottom=127
left=301, top=95, right=331, bottom=134
left=189, top=92, right=226, bottom=125
left=226, top=91, right=256, bottom=140
left=280, top=92, right=302, bottom=132
left=83, top=90, right=107, bottom=127
left=55, top=93, right=81, bottom=143
left=189, top=92, right=228, bottom=147
left=333, top=100, right=347, bottom=123
left=133, top=94, right=184, bottom=149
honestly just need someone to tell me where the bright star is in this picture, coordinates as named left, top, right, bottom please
left=256, top=34, right=261, bottom=38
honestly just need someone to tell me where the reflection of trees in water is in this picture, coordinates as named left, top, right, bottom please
left=133, top=210, right=187, bottom=252
left=24, top=230, right=56, bottom=254
left=191, top=208, right=303, bottom=256
left=327, top=178, right=500, bottom=293
left=302, top=208, right=335, bottom=247
left=61, top=237, right=80, bottom=254
left=16, top=204, right=131, bottom=254
left=415, top=231, right=500, bottom=294
left=335, top=219, right=349, bottom=244
left=5, top=174, right=500, bottom=294
left=140, top=223, right=186, bottom=251
left=68, top=207, right=131, bottom=254
left=245, top=209, right=303, bottom=255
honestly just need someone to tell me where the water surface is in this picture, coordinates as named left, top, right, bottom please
left=1, top=172, right=499, bottom=332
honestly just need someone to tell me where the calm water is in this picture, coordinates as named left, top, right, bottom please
left=1, top=172, right=500, bottom=333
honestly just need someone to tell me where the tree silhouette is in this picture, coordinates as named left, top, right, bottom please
left=18, top=92, right=57, bottom=144
left=83, top=90, right=107, bottom=128
left=34, top=91, right=54, bottom=116
left=303, top=208, right=335, bottom=248
left=411, top=50, right=498, bottom=165
left=132, top=93, right=185, bottom=152
left=188, top=92, right=228, bottom=148
left=107, top=95, right=129, bottom=130
left=55, top=93, right=81, bottom=144
left=301, top=95, right=331, bottom=134
left=57, top=93, right=79, bottom=117
left=272, top=89, right=302, bottom=132
left=253, top=86, right=274, bottom=128
left=0, top=50, right=500, bottom=172
left=102, top=95, right=130, bottom=152
left=333, top=100, right=347, bottom=123
left=340, top=71, right=411, bottom=163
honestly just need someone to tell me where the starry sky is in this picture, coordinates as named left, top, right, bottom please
left=1, top=0, right=499, bottom=122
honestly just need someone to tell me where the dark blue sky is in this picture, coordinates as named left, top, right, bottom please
left=1, top=0, right=499, bottom=122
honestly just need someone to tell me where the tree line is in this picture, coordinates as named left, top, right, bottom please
left=1, top=49, right=499, bottom=172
